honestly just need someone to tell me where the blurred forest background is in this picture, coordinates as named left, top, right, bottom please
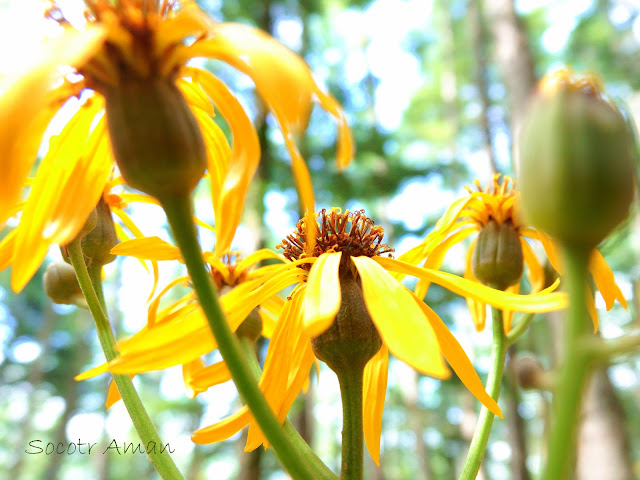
left=1, top=0, right=640, bottom=479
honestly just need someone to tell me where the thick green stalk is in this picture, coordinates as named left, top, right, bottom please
left=238, top=337, right=337, bottom=480
left=67, top=239, right=184, bottom=480
left=542, top=246, right=592, bottom=480
left=336, top=367, right=365, bottom=480
left=459, top=307, right=507, bottom=480
left=160, top=194, right=321, bottom=480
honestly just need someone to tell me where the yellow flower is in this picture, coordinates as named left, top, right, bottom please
left=186, top=208, right=566, bottom=463
left=400, top=174, right=627, bottom=331
left=77, top=236, right=286, bottom=399
left=0, top=0, right=352, bottom=291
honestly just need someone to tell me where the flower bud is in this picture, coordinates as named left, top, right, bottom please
left=81, top=197, right=118, bottom=268
left=43, top=262, right=86, bottom=307
left=104, top=74, right=207, bottom=199
left=235, top=309, right=263, bottom=343
left=472, top=220, right=524, bottom=290
left=311, top=271, right=382, bottom=373
left=518, top=72, right=636, bottom=249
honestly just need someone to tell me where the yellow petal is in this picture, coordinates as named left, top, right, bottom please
left=236, top=249, right=287, bottom=277
left=414, top=226, right=476, bottom=299
left=588, top=249, right=627, bottom=310
left=363, top=344, right=388, bottom=466
left=192, top=406, right=252, bottom=444
left=398, top=195, right=475, bottom=270
left=502, top=283, right=519, bottom=334
left=186, top=67, right=260, bottom=254
left=0, top=26, right=107, bottom=225
left=521, top=237, right=545, bottom=293
left=411, top=292, right=502, bottom=417
left=376, top=257, right=568, bottom=313
left=11, top=99, right=112, bottom=292
left=178, top=78, right=214, bottom=116
left=110, top=236, right=181, bottom=261
left=0, top=230, right=17, bottom=272
left=465, top=238, right=486, bottom=331
left=105, top=377, right=122, bottom=409
left=302, top=252, right=342, bottom=338
left=148, top=276, right=191, bottom=327
left=155, top=3, right=213, bottom=58
left=186, top=360, right=231, bottom=395
left=351, top=256, right=449, bottom=378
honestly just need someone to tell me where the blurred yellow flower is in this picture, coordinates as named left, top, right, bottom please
left=0, top=0, right=352, bottom=291
left=77, top=236, right=286, bottom=402
left=400, top=174, right=626, bottom=331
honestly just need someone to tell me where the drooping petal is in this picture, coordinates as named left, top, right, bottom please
left=414, top=226, right=476, bottom=299
left=363, top=344, right=389, bottom=466
left=0, top=230, right=17, bottom=272
left=410, top=292, right=502, bottom=417
left=351, top=256, right=449, bottom=378
left=376, top=257, right=568, bottom=313
left=106, top=377, right=121, bottom=409
left=397, top=195, right=475, bottom=273
left=192, top=406, right=252, bottom=444
left=502, top=283, right=519, bottom=333
left=186, top=67, right=260, bottom=254
left=520, top=237, right=545, bottom=293
left=0, top=26, right=107, bottom=225
left=110, top=236, right=181, bottom=261
left=147, top=276, right=191, bottom=327
left=182, top=357, right=208, bottom=398
left=11, top=99, right=112, bottom=292
left=235, top=248, right=287, bottom=278
left=464, top=238, right=486, bottom=331
left=186, top=360, right=231, bottom=396
left=588, top=249, right=627, bottom=310
left=302, top=252, right=342, bottom=338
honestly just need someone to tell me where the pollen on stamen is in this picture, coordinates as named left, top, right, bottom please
left=277, top=209, right=394, bottom=270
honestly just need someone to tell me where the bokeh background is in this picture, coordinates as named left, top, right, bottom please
left=1, top=0, right=640, bottom=479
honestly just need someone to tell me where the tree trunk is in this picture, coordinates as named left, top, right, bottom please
left=484, top=0, right=536, bottom=146
left=468, top=0, right=498, bottom=174
left=575, top=369, right=634, bottom=480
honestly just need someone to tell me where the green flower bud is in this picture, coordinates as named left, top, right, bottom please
left=104, top=74, right=207, bottom=199
left=311, top=271, right=382, bottom=373
left=472, top=220, right=524, bottom=290
left=235, top=309, right=263, bottom=344
left=43, top=262, right=86, bottom=307
left=81, top=197, right=118, bottom=268
left=518, top=72, right=637, bottom=249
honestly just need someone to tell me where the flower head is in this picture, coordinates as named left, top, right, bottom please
left=1, top=0, right=352, bottom=290
left=401, top=174, right=627, bottom=331
left=185, top=208, right=566, bottom=462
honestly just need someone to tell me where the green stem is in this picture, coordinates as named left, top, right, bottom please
left=160, top=194, right=321, bottom=480
left=588, top=330, right=640, bottom=363
left=542, top=246, right=593, bottom=480
left=506, top=312, right=535, bottom=346
left=238, top=336, right=337, bottom=480
left=337, top=366, right=365, bottom=480
left=67, top=239, right=184, bottom=480
left=459, top=307, right=507, bottom=480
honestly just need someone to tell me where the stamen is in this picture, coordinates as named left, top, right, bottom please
left=278, top=209, right=394, bottom=270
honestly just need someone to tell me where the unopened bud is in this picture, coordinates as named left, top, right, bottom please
left=81, top=197, right=118, bottom=267
left=519, top=70, right=636, bottom=249
left=43, top=262, right=86, bottom=307
left=311, top=272, right=382, bottom=373
left=472, top=220, right=524, bottom=290
left=105, top=74, right=207, bottom=199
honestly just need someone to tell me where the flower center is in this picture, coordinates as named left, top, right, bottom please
left=465, top=175, right=520, bottom=229
left=209, top=253, right=247, bottom=290
left=46, top=0, right=184, bottom=90
left=278, top=209, right=393, bottom=271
